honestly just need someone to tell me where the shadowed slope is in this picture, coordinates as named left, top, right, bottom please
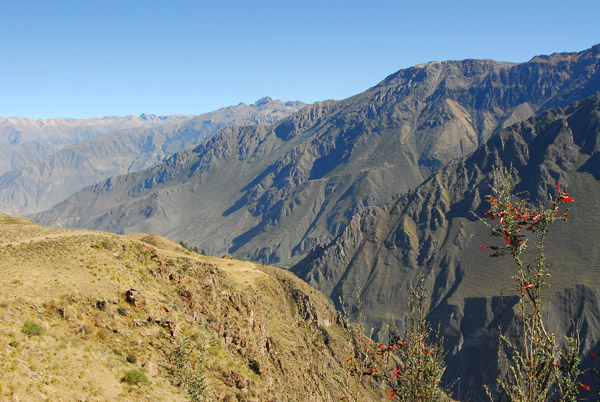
left=292, top=91, right=600, bottom=401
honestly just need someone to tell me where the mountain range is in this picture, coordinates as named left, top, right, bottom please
left=0, top=98, right=304, bottom=215
left=0, top=113, right=194, bottom=175
left=34, top=45, right=600, bottom=269
left=292, top=90, right=600, bottom=400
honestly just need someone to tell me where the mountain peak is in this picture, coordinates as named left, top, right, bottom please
left=253, top=96, right=273, bottom=106
left=139, top=113, right=157, bottom=121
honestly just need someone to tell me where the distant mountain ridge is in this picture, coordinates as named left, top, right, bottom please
left=292, top=91, right=600, bottom=400
left=0, top=113, right=194, bottom=174
left=0, top=98, right=305, bottom=215
left=34, top=45, right=600, bottom=269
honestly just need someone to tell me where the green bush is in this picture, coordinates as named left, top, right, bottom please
left=122, top=369, right=149, bottom=385
left=167, top=338, right=207, bottom=401
left=22, top=320, right=44, bottom=336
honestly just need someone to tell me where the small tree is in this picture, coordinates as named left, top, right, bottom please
left=480, top=168, right=581, bottom=401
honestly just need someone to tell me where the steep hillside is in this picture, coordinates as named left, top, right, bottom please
left=0, top=215, right=381, bottom=401
left=35, top=45, right=600, bottom=268
left=0, top=114, right=194, bottom=175
left=292, top=91, right=600, bottom=400
left=0, top=98, right=304, bottom=215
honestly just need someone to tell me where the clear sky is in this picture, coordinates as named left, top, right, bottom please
left=1, top=0, right=598, bottom=119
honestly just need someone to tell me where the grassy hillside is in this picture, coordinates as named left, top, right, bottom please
left=0, top=215, right=380, bottom=401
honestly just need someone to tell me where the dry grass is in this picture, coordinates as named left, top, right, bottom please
left=0, top=215, right=376, bottom=401
left=0, top=218, right=190, bottom=401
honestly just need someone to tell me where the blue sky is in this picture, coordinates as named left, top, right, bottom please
left=1, top=0, right=598, bottom=119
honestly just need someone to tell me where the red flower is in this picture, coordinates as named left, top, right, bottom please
left=591, top=353, right=599, bottom=357
left=389, top=391, right=396, bottom=398
left=394, top=371, right=401, bottom=378
left=579, top=383, right=590, bottom=391
left=481, top=244, right=491, bottom=249
left=523, top=284, right=534, bottom=289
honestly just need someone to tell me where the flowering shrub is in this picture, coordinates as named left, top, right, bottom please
left=377, top=276, right=447, bottom=401
left=338, top=289, right=381, bottom=402
left=480, top=168, right=581, bottom=402
left=340, top=279, right=448, bottom=401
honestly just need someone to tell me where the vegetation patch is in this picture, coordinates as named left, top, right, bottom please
left=21, top=320, right=44, bottom=337
left=121, top=369, right=149, bottom=386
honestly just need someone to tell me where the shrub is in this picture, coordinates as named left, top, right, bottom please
left=122, top=369, right=149, bottom=385
left=339, top=283, right=448, bottom=401
left=167, top=338, right=207, bottom=401
left=379, top=276, right=448, bottom=401
left=480, top=168, right=580, bottom=401
left=22, top=320, right=44, bottom=336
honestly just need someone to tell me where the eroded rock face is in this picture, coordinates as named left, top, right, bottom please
left=292, top=92, right=600, bottom=400
left=35, top=46, right=600, bottom=268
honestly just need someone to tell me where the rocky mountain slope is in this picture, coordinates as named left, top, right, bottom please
left=35, top=45, right=600, bottom=268
left=292, top=91, right=600, bottom=400
left=0, top=215, right=381, bottom=401
left=0, top=114, right=194, bottom=175
left=0, top=98, right=304, bottom=215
